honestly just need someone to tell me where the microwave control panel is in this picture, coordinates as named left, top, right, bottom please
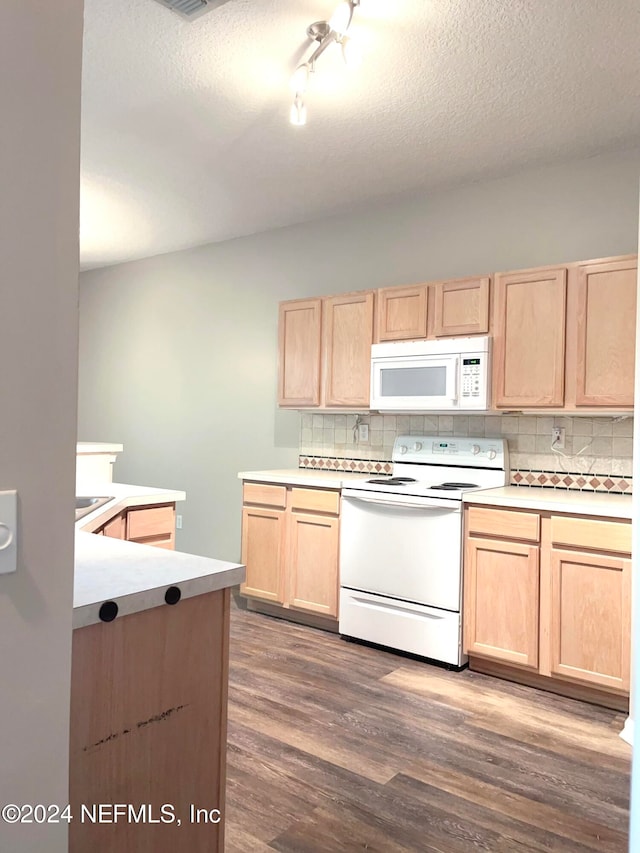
left=461, top=356, right=484, bottom=400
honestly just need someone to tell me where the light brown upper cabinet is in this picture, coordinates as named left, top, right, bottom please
left=493, top=268, right=567, bottom=408
left=376, top=284, right=428, bottom=342
left=278, top=298, right=322, bottom=407
left=323, top=291, right=375, bottom=408
left=574, top=257, right=637, bottom=408
left=433, top=276, right=490, bottom=338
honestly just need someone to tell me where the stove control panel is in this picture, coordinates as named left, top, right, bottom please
left=393, top=436, right=507, bottom=469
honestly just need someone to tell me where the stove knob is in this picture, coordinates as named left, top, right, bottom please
left=471, top=444, right=481, bottom=455
left=398, top=444, right=408, bottom=455
left=412, top=442, right=423, bottom=452
left=487, top=449, right=497, bottom=460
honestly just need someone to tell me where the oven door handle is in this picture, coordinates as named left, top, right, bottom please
left=342, top=493, right=460, bottom=512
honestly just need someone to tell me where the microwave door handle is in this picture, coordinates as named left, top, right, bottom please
left=450, top=356, right=459, bottom=403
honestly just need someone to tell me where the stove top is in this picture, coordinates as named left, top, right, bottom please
left=431, top=482, right=479, bottom=490
left=366, top=477, right=417, bottom=485
left=350, top=436, right=509, bottom=502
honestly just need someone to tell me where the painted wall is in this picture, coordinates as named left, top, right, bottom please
left=0, top=2, right=83, bottom=851
left=78, top=147, right=640, bottom=561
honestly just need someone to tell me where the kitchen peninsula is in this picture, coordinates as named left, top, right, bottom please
left=71, top=480, right=244, bottom=853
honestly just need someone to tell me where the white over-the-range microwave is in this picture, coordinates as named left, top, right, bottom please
left=370, top=336, right=491, bottom=413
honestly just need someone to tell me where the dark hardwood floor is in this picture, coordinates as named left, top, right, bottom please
left=225, top=603, right=631, bottom=852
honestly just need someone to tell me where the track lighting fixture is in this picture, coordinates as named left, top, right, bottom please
left=289, top=0, right=362, bottom=126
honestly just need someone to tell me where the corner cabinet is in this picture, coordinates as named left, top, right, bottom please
left=464, top=503, right=631, bottom=709
left=94, top=503, right=177, bottom=550
left=240, top=481, right=340, bottom=622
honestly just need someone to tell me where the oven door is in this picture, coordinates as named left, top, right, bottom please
left=370, top=354, right=459, bottom=412
left=339, top=491, right=462, bottom=611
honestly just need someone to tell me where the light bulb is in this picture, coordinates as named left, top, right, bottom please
left=329, top=1, right=352, bottom=36
left=290, top=64, right=310, bottom=94
left=341, top=35, right=362, bottom=68
left=290, top=97, right=307, bottom=126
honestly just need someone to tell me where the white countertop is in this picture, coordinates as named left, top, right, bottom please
left=74, top=532, right=244, bottom=629
left=76, top=441, right=124, bottom=455
left=238, top=468, right=373, bottom=489
left=73, top=481, right=243, bottom=628
left=76, top=482, right=186, bottom=532
left=463, top=486, right=633, bottom=519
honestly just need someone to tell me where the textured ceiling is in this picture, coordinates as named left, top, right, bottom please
left=80, top=0, right=640, bottom=269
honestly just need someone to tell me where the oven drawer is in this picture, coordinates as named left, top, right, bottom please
left=339, top=588, right=465, bottom=667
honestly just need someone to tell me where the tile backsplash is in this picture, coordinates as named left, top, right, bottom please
left=298, top=414, right=634, bottom=493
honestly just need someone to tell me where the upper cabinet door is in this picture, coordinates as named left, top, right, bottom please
left=433, top=276, right=490, bottom=337
left=493, top=269, right=567, bottom=408
left=323, top=291, right=375, bottom=408
left=278, top=298, right=322, bottom=407
left=376, top=284, right=428, bottom=342
left=575, top=258, right=637, bottom=408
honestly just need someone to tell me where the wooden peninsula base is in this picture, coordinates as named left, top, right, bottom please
left=69, top=588, right=230, bottom=853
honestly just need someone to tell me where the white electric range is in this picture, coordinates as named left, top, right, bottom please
left=339, top=435, right=508, bottom=668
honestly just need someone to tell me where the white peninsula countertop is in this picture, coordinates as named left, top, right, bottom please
left=74, top=532, right=244, bottom=629
left=76, top=481, right=187, bottom=532
left=74, top=482, right=244, bottom=628
left=463, top=486, right=632, bottom=519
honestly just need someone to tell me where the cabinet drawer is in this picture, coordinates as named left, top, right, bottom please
left=243, top=482, right=287, bottom=508
left=290, top=487, right=340, bottom=515
left=551, top=516, right=631, bottom=555
left=467, top=506, right=540, bottom=542
left=127, top=504, right=175, bottom=540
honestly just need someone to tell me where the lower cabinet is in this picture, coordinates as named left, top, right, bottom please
left=464, top=504, right=631, bottom=706
left=240, top=482, right=340, bottom=621
left=241, top=502, right=286, bottom=603
left=126, top=503, right=176, bottom=549
left=70, top=589, right=230, bottom=853
left=465, top=536, right=540, bottom=669
left=94, top=503, right=177, bottom=549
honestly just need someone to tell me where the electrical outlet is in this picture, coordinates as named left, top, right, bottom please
left=358, top=424, right=369, bottom=442
left=551, top=427, right=565, bottom=450
left=176, top=515, right=183, bottom=530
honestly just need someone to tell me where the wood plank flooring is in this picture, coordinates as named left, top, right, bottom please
left=225, top=603, right=631, bottom=852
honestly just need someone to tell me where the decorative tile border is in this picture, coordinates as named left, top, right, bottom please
left=510, top=469, right=633, bottom=494
left=298, top=455, right=393, bottom=474
left=298, top=458, right=633, bottom=493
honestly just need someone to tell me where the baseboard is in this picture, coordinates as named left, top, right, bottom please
left=245, top=599, right=339, bottom=633
left=469, top=656, right=629, bottom=712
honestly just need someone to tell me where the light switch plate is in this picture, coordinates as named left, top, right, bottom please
left=0, top=490, right=17, bottom=575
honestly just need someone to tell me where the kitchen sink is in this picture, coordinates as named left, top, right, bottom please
left=75, top=496, right=114, bottom=521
